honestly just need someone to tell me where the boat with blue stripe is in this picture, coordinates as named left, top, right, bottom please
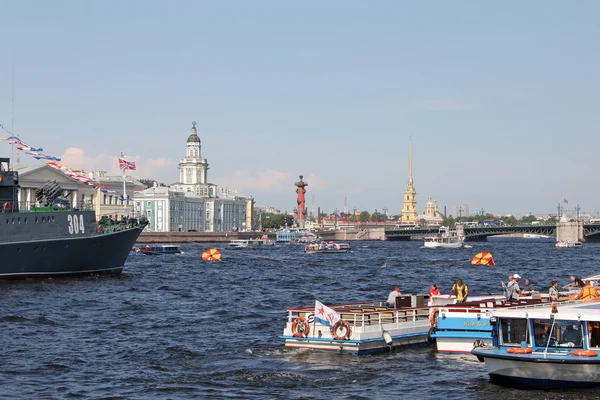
left=281, top=298, right=433, bottom=355
left=430, top=295, right=544, bottom=353
left=472, top=300, right=600, bottom=389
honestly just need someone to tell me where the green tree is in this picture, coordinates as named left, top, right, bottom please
left=521, top=215, right=537, bottom=224
left=139, top=178, right=165, bottom=188
left=359, top=211, right=370, bottom=222
left=445, top=215, right=455, bottom=227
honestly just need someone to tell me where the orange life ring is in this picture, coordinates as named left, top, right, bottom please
left=292, top=317, right=310, bottom=338
left=572, top=350, right=598, bottom=357
left=429, top=309, right=439, bottom=327
left=507, top=347, right=532, bottom=354
left=3, top=202, right=10, bottom=212
left=332, top=319, right=351, bottom=340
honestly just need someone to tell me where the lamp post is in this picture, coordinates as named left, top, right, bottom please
left=333, top=208, right=338, bottom=229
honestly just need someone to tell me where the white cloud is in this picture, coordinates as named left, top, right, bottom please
left=214, top=169, right=327, bottom=194
left=415, top=99, right=474, bottom=111
left=59, top=147, right=178, bottom=183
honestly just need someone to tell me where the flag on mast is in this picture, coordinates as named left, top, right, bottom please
left=314, top=300, right=340, bottom=328
left=564, top=199, right=569, bottom=204
left=119, top=157, right=136, bottom=171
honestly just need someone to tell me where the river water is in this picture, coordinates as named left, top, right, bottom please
left=2, top=238, right=600, bottom=399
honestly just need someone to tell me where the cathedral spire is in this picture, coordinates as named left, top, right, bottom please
left=408, top=136, right=413, bottom=185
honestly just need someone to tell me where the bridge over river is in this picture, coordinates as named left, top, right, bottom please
left=385, top=224, right=600, bottom=242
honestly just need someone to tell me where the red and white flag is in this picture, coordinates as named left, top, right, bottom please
left=315, top=300, right=340, bottom=328
left=564, top=199, right=569, bottom=204
left=118, top=157, right=136, bottom=171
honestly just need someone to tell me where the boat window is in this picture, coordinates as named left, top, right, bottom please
left=589, top=322, right=600, bottom=348
left=533, top=319, right=583, bottom=348
left=499, top=318, right=530, bottom=345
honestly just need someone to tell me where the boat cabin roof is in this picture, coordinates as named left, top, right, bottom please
left=489, top=300, right=600, bottom=320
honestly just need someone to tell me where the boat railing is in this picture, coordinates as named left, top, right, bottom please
left=286, top=306, right=431, bottom=331
left=2, top=200, right=95, bottom=213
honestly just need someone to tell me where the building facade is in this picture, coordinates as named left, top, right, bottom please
left=16, top=164, right=142, bottom=220
left=135, top=121, right=253, bottom=232
left=134, top=184, right=205, bottom=232
left=173, top=121, right=217, bottom=198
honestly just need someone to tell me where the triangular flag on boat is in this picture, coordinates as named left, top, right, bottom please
left=472, top=251, right=495, bottom=266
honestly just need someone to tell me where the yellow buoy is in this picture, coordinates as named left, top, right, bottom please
left=202, top=248, right=222, bottom=261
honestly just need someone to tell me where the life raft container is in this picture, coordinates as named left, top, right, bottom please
left=332, top=319, right=351, bottom=340
left=292, top=317, right=310, bottom=338
left=507, top=347, right=532, bottom=354
left=571, top=350, right=598, bottom=357
left=3, top=202, right=10, bottom=212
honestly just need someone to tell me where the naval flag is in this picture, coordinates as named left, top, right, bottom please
left=119, top=157, right=137, bottom=171
left=315, top=300, right=340, bottom=328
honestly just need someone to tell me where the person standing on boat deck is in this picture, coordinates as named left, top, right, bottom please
left=506, top=274, right=522, bottom=303
left=386, top=286, right=402, bottom=307
left=549, top=280, right=560, bottom=302
left=429, top=284, right=440, bottom=296
left=449, top=279, right=468, bottom=303
left=570, top=275, right=585, bottom=289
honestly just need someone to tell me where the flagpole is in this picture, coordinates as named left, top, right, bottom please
left=120, top=152, right=127, bottom=215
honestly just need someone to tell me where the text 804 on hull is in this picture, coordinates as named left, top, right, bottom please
left=0, top=158, right=147, bottom=279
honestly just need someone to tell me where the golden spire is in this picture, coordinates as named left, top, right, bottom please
left=408, top=136, right=413, bottom=185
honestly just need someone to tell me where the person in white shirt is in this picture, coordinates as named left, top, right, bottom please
left=387, top=286, right=402, bottom=307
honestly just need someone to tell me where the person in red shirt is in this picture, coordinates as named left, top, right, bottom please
left=429, top=283, right=441, bottom=296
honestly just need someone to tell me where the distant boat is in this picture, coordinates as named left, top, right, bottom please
left=304, top=241, right=352, bottom=254
left=227, top=237, right=275, bottom=249
left=523, top=234, right=552, bottom=239
left=555, top=240, right=584, bottom=248
left=131, top=244, right=182, bottom=255
left=423, top=226, right=464, bottom=249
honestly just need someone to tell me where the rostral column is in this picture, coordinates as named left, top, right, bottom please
left=295, top=175, right=308, bottom=229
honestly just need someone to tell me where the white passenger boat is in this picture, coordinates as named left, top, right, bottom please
left=523, top=233, right=552, bottom=239
left=556, top=240, right=584, bottom=248
left=430, top=295, right=546, bottom=353
left=304, top=241, right=352, bottom=254
left=227, top=237, right=275, bottom=249
left=281, top=299, right=433, bottom=355
left=472, top=300, right=600, bottom=389
left=423, top=226, right=464, bottom=249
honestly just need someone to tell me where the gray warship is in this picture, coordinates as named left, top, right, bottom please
left=0, top=158, right=147, bottom=279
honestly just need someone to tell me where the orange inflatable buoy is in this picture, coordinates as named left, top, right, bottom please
left=572, top=350, right=598, bottom=357
left=507, top=347, right=532, bottom=354
left=202, top=248, right=222, bottom=261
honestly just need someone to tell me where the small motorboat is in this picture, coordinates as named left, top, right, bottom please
left=131, top=244, right=183, bottom=255
left=555, top=240, right=584, bottom=248
left=304, top=241, right=352, bottom=254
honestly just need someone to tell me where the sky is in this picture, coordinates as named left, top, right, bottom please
left=1, top=1, right=599, bottom=217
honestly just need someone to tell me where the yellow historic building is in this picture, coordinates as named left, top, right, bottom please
left=400, top=137, right=417, bottom=224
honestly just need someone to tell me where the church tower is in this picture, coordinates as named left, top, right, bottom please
left=179, top=121, right=209, bottom=185
left=401, top=137, right=417, bottom=224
